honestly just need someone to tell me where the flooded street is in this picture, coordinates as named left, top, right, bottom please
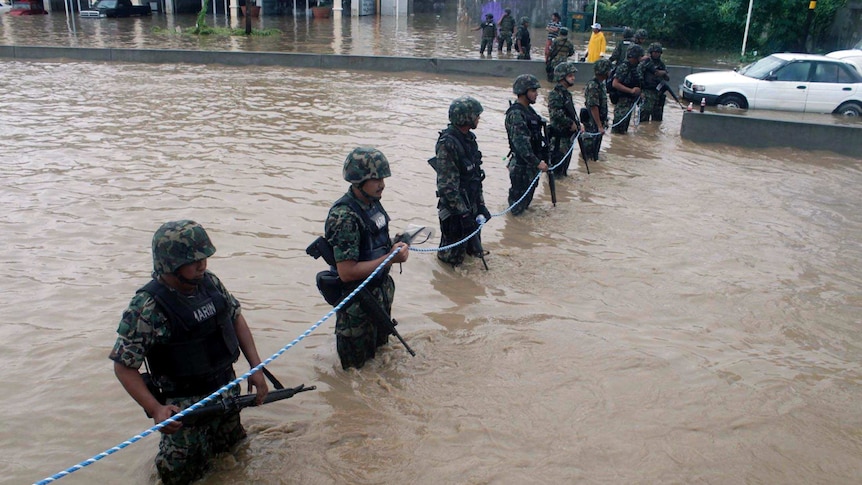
left=2, top=57, right=862, bottom=485
left=0, top=10, right=741, bottom=67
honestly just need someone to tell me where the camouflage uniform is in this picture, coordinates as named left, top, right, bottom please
left=433, top=127, right=487, bottom=265
left=545, top=34, right=575, bottom=81
left=325, top=191, right=396, bottom=369
left=638, top=44, right=668, bottom=122
left=608, top=28, right=633, bottom=68
left=611, top=58, right=642, bottom=134
left=478, top=16, right=496, bottom=56
left=498, top=11, right=515, bottom=52
left=109, top=269, right=245, bottom=485
left=515, top=18, right=531, bottom=60
left=548, top=82, right=579, bottom=177
left=506, top=76, right=546, bottom=215
left=583, top=65, right=609, bottom=161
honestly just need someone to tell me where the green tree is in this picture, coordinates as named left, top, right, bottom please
left=608, top=0, right=846, bottom=54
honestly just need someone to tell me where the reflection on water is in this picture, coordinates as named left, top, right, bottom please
left=1, top=9, right=739, bottom=66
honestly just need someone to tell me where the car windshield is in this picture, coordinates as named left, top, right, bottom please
left=91, top=0, right=117, bottom=7
left=739, top=55, right=788, bottom=79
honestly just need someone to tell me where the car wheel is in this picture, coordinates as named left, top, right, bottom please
left=718, top=93, right=747, bottom=109
left=835, top=102, right=862, bottom=117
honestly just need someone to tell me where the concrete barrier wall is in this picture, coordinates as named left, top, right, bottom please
left=0, top=45, right=703, bottom=84
left=680, top=111, right=862, bottom=158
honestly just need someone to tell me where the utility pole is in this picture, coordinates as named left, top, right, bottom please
left=561, top=0, right=568, bottom=29
left=801, top=0, right=816, bottom=52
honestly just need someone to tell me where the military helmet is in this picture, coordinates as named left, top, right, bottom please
left=513, top=73, right=541, bottom=95
left=343, top=147, right=391, bottom=185
left=448, top=96, right=484, bottom=127
left=152, top=220, right=216, bottom=277
left=593, top=59, right=612, bottom=76
left=553, top=61, right=579, bottom=82
left=626, top=44, right=645, bottom=59
left=559, top=27, right=569, bottom=36
left=504, top=8, right=511, bottom=14
left=622, top=27, right=634, bottom=39
left=634, top=28, right=648, bottom=40
left=648, top=42, right=663, bottom=54
left=520, top=16, right=530, bottom=25
left=485, top=13, right=492, bottom=19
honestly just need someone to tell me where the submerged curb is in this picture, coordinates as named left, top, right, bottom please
left=0, top=44, right=702, bottom=82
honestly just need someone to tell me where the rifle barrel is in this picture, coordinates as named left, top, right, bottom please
left=177, top=384, right=315, bottom=426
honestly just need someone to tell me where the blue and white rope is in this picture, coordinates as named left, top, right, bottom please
left=34, top=98, right=641, bottom=485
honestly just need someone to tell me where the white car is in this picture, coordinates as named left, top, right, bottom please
left=681, top=53, right=862, bottom=116
left=827, top=39, right=862, bottom=74
left=0, top=0, right=12, bottom=13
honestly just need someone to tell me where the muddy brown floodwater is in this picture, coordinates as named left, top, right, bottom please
left=1, top=24, right=862, bottom=485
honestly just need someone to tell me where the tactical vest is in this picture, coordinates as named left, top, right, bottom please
left=481, top=21, right=496, bottom=38
left=433, top=127, right=485, bottom=217
left=500, top=15, right=515, bottom=34
left=615, top=61, right=641, bottom=98
left=611, top=39, right=632, bottom=65
left=141, top=274, right=240, bottom=396
left=506, top=102, right=544, bottom=167
left=550, top=85, right=578, bottom=136
left=331, top=193, right=392, bottom=263
left=641, top=58, right=666, bottom=90
left=517, top=26, right=531, bottom=50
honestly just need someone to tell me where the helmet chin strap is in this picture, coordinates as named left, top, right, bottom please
left=357, top=184, right=381, bottom=202
left=174, top=272, right=203, bottom=287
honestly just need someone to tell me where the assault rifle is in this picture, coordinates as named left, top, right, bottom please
left=540, top=119, right=556, bottom=206
left=178, top=383, right=316, bottom=427
left=306, top=235, right=416, bottom=357
left=658, top=80, right=684, bottom=107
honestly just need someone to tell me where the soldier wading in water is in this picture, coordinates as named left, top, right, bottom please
left=505, top=74, right=549, bottom=215
left=547, top=61, right=584, bottom=177
left=323, top=148, right=409, bottom=370
left=110, top=220, right=269, bottom=485
left=430, top=96, right=491, bottom=267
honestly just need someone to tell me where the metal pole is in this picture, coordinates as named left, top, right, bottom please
left=561, top=0, right=568, bottom=29
left=592, top=0, right=597, bottom=26
left=741, top=0, right=754, bottom=57
left=801, top=0, right=816, bottom=52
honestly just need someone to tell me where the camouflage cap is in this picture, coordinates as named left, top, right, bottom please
left=554, top=61, right=578, bottom=82
left=342, top=147, right=391, bottom=185
left=634, top=28, right=648, bottom=40
left=513, top=73, right=541, bottom=95
left=593, top=59, right=612, bottom=76
left=648, top=42, right=663, bottom=54
left=520, top=16, right=530, bottom=25
left=448, top=96, right=484, bottom=127
left=152, top=220, right=215, bottom=277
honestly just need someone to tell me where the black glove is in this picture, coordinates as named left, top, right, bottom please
left=460, top=214, right=479, bottom=236
left=478, top=205, right=491, bottom=221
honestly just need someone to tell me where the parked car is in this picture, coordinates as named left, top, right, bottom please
left=7, top=0, right=47, bottom=15
left=80, top=0, right=151, bottom=17
left=826, top=39, right=862, bottom=75
left=0, top=0, right=13, bottom=14
left=681, top=53, right=862, bottom=116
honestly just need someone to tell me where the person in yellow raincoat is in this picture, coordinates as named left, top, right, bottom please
left=586, top=23, right=607, bottom=63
